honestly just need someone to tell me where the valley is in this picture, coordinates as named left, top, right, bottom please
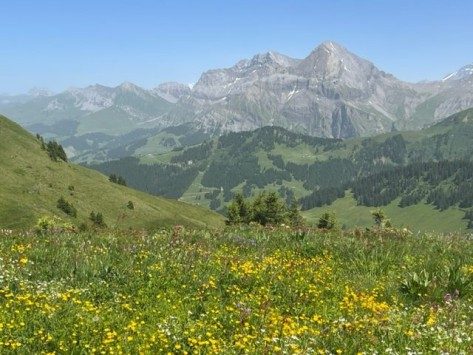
left=88, top=108, right=473, bottom=232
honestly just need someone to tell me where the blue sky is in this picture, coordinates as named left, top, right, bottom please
left=1, top=0, right=472, bottom=94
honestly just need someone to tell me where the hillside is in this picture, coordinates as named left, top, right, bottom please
left=89, top=108, right=473, bottom=232
left=0, top=114, right=222, bottom=229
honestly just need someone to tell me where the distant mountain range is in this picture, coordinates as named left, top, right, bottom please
left=1, top=41, right=472, bottom=158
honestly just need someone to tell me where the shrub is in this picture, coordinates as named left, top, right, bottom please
left=317, top=211, right=337, bottom=230
left=89, top=211, right=106, bottom=228
left=109, top=174, right=127, bottom=186
left=46, top=140, right=68, bottom=162
left=57, top=197, right=77, bottom=218
left=371, top=208, right=390, bottom=228
left=126, top=201, right=134, bottom=210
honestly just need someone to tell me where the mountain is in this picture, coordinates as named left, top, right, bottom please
left=0, top=114, right=222, bottom=229
left=165, top=41, right=472, bottom=138
left=1, top=41, right=472, bottom=159
left=88, top=108, right=473, bottom=232
left=442, top=64, right=473, bottom=82
left=398, top=64, right=473, bottom=130
left=0, top=82, right=175, bottom=136
left=152, top=82, right=192, bottom=103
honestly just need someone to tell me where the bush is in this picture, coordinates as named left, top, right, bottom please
left=57, top=197, right=77, bottom=218
left=45, top=140, right=68, bottom=162
left=371, top=208, right=390, bottom=228
left=109, top=174, right=127, bottom=186
left=317, top=211, right=338, bottom=230
left=126, top=201, right=134, bottom=210
left=89, top=211, right=106, bottom=228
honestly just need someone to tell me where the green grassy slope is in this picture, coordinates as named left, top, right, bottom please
left=0, top=115, right=223, bottom=229
left=302, top=192, right=468, bottom=233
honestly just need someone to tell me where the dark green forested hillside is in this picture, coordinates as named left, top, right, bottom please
left=88, top=108, right=473, bottom=231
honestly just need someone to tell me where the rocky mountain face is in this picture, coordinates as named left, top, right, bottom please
left=1, top=41, right=472, bottom=142
left=170, top=41, right=472, bottom=138
left=152, top=82, right=191, bottom=103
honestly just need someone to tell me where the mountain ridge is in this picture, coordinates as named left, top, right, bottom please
left=1, top=41, right=472, bottom=153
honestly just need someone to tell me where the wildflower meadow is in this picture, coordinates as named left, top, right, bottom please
left=0, top=226, right=472, bottom=353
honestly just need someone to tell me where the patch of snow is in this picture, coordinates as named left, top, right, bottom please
left=442, top=72, right=457, bottom=81
left=286, top=86, right=300, bottom=101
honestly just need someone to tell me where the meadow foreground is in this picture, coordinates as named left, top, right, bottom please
left=0, top=225, right=472, bottom=353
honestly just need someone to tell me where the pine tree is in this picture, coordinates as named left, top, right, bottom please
left=226, top=192, right=249, bottom=224
left=317, top=211, right=337, bottom=230
left=287, top=197, right=304, bottom=227
left=251, top=191, right=287, bottom=226
left=46, top=141, right=67, bottom=162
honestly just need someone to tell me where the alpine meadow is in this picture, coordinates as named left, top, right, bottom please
left=1, top=1, right=473, bottom=353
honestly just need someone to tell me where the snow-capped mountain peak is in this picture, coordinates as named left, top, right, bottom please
left=442, top=64, right=473, bottom=82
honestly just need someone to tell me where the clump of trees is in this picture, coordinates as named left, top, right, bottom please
left=227, top=191, right=304, bottom=227
left=37, top=134, right=68, bottom=162
left=56, top=197, right=77, bottom=217
left=317, top=211, right=338, bottom=230
left=89, top=211, right=106, bottom=227
left=109, top=174, right=127, bottom=186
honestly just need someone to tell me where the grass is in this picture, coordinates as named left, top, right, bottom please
left=272, top=143, right=330, bottom=164
left=302, top=192, right=469, bottom=233
left=0, top=115, right=223, bottom=229
left=76, top=107, right=138, bottom=135
left=0, top=226, right=472, bottom=353
left=179, top=172, right=215, bottom=209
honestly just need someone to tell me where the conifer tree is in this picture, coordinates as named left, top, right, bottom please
left=287, top=197, right=304, bottom=227
left=317, top=211, right=337, bottom=230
